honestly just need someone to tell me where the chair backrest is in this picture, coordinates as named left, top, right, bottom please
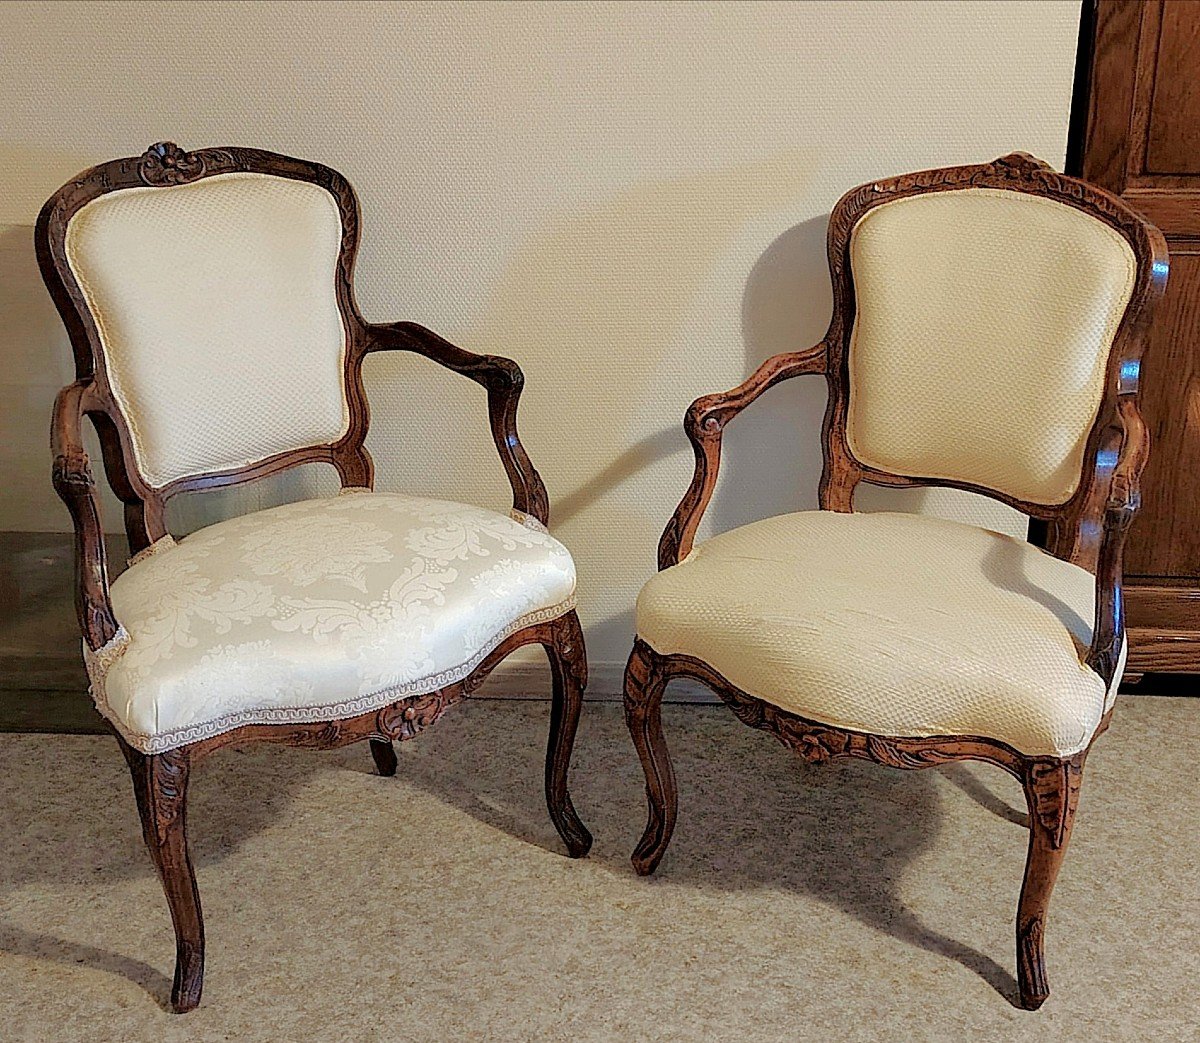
left=819, top=153, right=1167, bottom=569
left=38, top=143, right=372, bottom=547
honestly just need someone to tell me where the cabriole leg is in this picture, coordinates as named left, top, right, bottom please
left=1017, top=754, right=1083, bottom=1010
left=624, top=638, right=675, bottom=876
left=120, top=738, right=205, bottom=1013
left=542, top=610, right=592, bottom=857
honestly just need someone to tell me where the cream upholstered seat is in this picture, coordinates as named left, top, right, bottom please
left=623, top=155, right=1166, bottom=1013
left=89, top=491, right=576, bottom=754
left=44, top=143, right=595, bottom=1013
left=638, top=510, right=1120, bottom=759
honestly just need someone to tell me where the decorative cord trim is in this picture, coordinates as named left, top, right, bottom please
left=337, top=486, right=372, bottom=496
left=510, top=510, right=548, bottom=533
left=126, top=535, right=177, bottom=568
left=82, top=626, right=130, bottom=694
left=88, top=595, right=576, bottom=755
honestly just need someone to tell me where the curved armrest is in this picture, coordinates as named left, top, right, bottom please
left=52, top=381, right=120, bottom=650
left=362, top=321, right=550, bottom=525
left=657, top=342, right=828, bottom=569
left=1085, top=402, right=1148, bottom=684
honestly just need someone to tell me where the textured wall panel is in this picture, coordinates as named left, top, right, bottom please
left=0, top=0, right=1080, bottom=665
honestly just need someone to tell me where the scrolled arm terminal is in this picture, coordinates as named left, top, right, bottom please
left=658, top=341, right=828, bottom=570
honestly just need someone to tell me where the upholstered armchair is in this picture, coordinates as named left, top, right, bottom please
left=624, top=154, right=1166, bottom=1009
left=39, top=142, right=590, bottom=1012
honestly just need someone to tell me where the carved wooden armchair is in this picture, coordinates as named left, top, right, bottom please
left=39, top=142, right=591, bottom=1012
left=624, top=154, right=1166, bottom=1009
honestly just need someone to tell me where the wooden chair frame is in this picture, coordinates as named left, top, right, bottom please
left=40, top=142, right=591, bottom=1013
left=623, top=153, right=1168, bottom=1010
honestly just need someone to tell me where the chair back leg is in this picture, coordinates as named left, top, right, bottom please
left=541, top=610, right=592, bottom=857
left=1017, top=753, right=1084, bottom=1010
left=120, top=739, right=205, bottom=1013
left=369, top=738, right=398, bottom=776
left=624, top=639, right=676, bottom=876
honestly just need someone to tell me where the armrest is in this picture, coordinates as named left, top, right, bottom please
left=657, top=341, right=828, bottom=570
left=362, top=321, right=550, bottom=525
left=1085, top=402, right=1148, bottom=683
left=51, top=381, right=120, bottom=650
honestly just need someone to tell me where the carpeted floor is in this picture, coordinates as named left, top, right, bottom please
left=0, top=696, right=1196, bottom=1042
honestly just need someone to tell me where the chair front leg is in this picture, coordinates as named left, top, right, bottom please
left=542, top=610, right=592, bottom=857
left=624, top=639, right=676, bottom=876
left=369, top=739, right=398, bottom=776
left=1017, top=753, right=1084, bottom=1010
left=119, top=738, right=205, bottom=1013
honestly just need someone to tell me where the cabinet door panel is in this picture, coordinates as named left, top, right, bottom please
left=1126, top=252, right=1200, bottom=577
left=1145, top=2, right=1200, bottom=173
left=1084, top=1, right=1200, bottom=668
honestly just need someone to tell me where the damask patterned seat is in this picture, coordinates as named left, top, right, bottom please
left=90, top=492, right=576, bottom=753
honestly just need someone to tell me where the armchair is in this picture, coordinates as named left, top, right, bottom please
left=39, top=143, right=590, bottom=1012
left=624, top=154, right=1167, bottom=1009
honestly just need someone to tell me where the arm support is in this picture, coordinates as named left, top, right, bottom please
left=1085, top=402, right=1148, bottom=684
left=362, top=321, right=550, bottom=525
left=657, top=342, right=828, bottom=570
left=51, top=380, right=119, bottom=650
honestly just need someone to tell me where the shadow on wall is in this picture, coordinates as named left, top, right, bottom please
left=541, top=212, right=835, bottom=529
left=0, top=221, right=102, bottom=533
left=566, top=213, right=834, bottom=666
left=0, top=147, right=117, bottom=531
left=434, top=160, right=838, bottom=663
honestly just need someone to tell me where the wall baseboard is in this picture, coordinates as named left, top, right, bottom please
left=471, top=660, right=717, bottom=703
left=0, top=657, right=718, bottom=735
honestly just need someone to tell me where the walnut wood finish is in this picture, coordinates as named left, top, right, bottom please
left=1077, top=1, right=1200, bottom=671
left=629, top=153, right=1166, bottom=1010
left=40, top=142, right=589, bottom=1012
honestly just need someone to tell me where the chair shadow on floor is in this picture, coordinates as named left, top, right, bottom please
left=394, top=698, right=1031, bottom=1007
left=0, top=700, right=1033, bottom=1010
left=0, top=735, right=326, bottom=1011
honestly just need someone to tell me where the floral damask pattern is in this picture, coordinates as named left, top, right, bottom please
left=239, top=511, right=395, bottom=592
left=92, top=492, right=576, bottom=753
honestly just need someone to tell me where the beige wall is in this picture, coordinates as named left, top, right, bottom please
left=0, top=0, right=1080, bottom=670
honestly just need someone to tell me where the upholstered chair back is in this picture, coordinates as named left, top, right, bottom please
left=844, top=187, right=1137, bottom=506
left=62, top=171, right=350, bottom=489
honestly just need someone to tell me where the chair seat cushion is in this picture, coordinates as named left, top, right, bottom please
left=88, top=491, right=576, bottom=753
left=637, top=511, right=1120, bottom=758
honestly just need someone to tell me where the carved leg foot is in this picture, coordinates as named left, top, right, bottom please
left=543, top=610, right=592, bottom=857
left=624, top=638, right=675, bottom=876
left=120, top=739, right=205, bottom=1013
left=1016, top=754, right=1083, bottom=1010
left=370, top=738, right=398, bottom=777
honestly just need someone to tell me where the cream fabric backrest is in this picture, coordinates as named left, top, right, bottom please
left=845, top=187, right=1137, bottom=505
left=64, top=172, right=350, bottom=489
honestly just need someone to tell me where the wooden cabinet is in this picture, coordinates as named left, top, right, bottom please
left=1078, top=1, right=1200, bottom=672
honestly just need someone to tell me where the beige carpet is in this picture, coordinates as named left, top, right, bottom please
left=0, top=696, right=1196, bottom=1042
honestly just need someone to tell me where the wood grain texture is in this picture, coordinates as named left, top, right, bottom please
left=630, top=153, right=1165, bottom=1009
left=1081, top=1, right=1200, bottom=670
left=1142, top=2, right=1200, bottom=174
left=1124, top=252, right=1200, bottom=577
left=39, top=143, right=587, bottom=1011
